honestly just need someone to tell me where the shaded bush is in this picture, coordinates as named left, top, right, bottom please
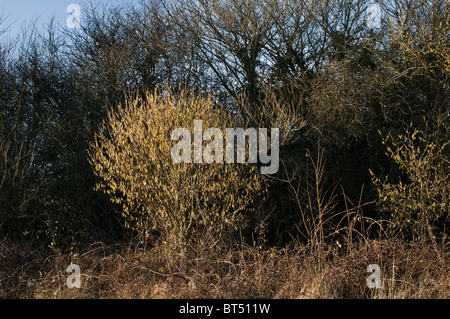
left=370, top=119, right=450, bottom=242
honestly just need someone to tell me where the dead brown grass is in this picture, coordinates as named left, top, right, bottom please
left=1, top=238, right=448, bottom=299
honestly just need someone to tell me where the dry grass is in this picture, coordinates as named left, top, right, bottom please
left=1, top=238, right=448, bottom=299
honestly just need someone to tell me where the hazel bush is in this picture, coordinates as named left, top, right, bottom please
left=390, top=0, right=450, bottom=81
left=89, top=89, right=266, bottom=245
left=370, top=121, right=449, bottom=241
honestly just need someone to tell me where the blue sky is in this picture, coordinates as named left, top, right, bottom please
left=1, top=1, right=382, bottom=40
left=0, top=0, right=139, bottom=39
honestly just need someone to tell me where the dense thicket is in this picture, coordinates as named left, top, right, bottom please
left=0, top=0, right=448, bottom=250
